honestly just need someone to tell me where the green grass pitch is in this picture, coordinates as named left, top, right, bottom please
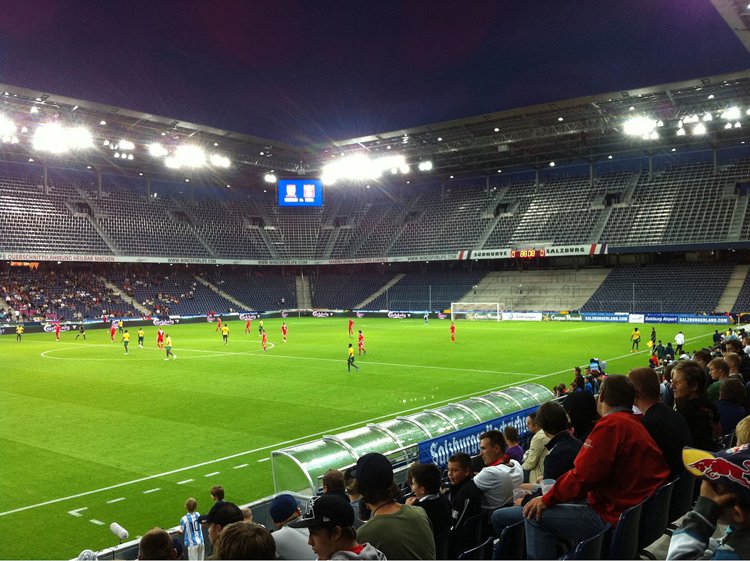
left=0, top=317, right=719, bottom=559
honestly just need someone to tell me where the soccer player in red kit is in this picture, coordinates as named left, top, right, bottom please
left=261, top=329, right=268, bottom=351
left=55, top=322, right=61, bottom=341
left=244, top=318, right=252, bottom=334
left=357, top=330, right=366, bottom=355
left=156, top=327, right=165, bottom=350
left=281, top=322, right=288, bottom=342
left=348, top=318, right=354, bottom=337
left=215, top=316, right=222, bottom=333
left=110, top=323, right=117, bottom=342
left=450, top=322, right=456, bottom=342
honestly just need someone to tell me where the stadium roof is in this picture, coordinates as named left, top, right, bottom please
left=2, top=69, right=750, bottom=185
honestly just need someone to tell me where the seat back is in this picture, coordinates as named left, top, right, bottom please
left=667, top=470, right=696, bottom=525
left=639, top=480, right=675, bottom=550
left=450, top=511, right=488, bottom=560
left=492, top=519, right=525, bottom=560
left=434, top=530, right=450, bottom=560
left=608, top=502, right=643, bottom=560
left=458, top=537, right=494, bottom=561
left=568, top=523, right=611, bottom=560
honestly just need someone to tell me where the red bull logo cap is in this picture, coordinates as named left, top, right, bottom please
left=683, top=444, right=750, bottom=504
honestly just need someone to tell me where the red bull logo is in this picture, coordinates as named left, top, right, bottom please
left=686, top=445, right=750, bottom=492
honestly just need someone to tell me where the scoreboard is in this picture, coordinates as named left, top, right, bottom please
left=278, top=179, right=324, bottom=207
left=510, top=248, right=546, bottom=259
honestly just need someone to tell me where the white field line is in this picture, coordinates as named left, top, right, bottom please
left=0, top=330, right=713, bottom=518
left=106, top=497, right=125, bottom=504
left=204, top=472, right=220, bottom=477
left=142, top=488, right=160, bottom=494
left=233, top=464, right=248, bottom=470
left=67, top=507, right=87, bottom=517
left=89, top=519, right=105, bottom=526
left=176, top=479, right=194, bottom=485
left=257, top=458, right=270, bottom=463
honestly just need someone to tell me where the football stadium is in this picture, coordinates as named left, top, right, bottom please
left=3, top=2, right=750, bottom=560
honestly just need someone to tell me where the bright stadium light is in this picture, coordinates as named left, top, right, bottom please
left=693, top=123, right=707, bottom=135
left=148, top=143, right=168, bottom=158
left=676, top=127, right=686, bottom=136
left=722, top=107, right=741, bottom=121
left=264, top=173, right=277, bottom=183
left=119, top=139, right=135, bottom=150
left=321, top=153, right=409, bottom=184
left=174, top=145, right=206, bottom=168
left=418, top=160, right=433, bottom=171
left=0, top=114, right=18, bottom=143
left=623, top=116, right=657, bottom=137
left=702, top=113, right=713, bottom=122
left=33, top=124, right=92, bottom=153
left=209, top=153, right=231, bottom=168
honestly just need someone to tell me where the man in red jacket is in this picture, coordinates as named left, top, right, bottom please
left=522, top=375, right=670, bottom=559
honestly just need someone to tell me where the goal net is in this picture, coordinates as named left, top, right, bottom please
left=451, top=302, right=503, bottom=322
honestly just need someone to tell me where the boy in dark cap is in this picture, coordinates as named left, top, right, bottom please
left=291, top=494, right=385, bottom=560
left=667, top=444, right=750, bottom=559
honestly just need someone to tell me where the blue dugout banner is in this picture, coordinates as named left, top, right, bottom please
left=418, top=406, right=538, bottom=468
left=581, top=312, right=730, bottom=325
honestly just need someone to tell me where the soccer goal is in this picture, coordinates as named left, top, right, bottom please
left=451, top=302, right=503, bottom=321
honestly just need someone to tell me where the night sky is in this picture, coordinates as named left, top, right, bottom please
left=0, top=0, right=748, bottom=146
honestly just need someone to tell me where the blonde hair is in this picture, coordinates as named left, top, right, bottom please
left=736, top=415, right=750, bottom=446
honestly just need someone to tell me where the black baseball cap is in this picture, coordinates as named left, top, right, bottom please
left=290, top=494, right=355, bottom=529
left=351, top=452, right=394, bottom=489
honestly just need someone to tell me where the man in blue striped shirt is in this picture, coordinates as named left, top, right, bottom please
left=178, top=497, right=205, bottom=560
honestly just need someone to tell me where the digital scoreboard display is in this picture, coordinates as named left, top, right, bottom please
left=511, top=248, right=546, bottom=259
left=277, top=179, right=324, bottom=207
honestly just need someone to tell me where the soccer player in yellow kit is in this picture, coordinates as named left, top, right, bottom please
left=347, top=343, right=359, bottom=372
left=222, top=323, right=230, bottom=345
left=165, top=334, right=176, bottom=360
left=122, top=329, right=131, bottom=355
left=137, top=328, right=145, bottom=348
left=630, top=327, right=641, bottom=352
left=16, top=324, right=23, bottom=342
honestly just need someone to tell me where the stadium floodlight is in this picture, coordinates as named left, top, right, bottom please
left=164, top=156, right=180, bottom=169
left=321, top=153, right=409, bottom=185
left=0, top=114, right=17, bottom=144
left=677, top=127, right=686, bottom=136
left=725, top=123, right=733, bottom=130
left=722, top=107, right=741, bottom=121
left=736, top=122, right=742, bottom=128
left=702, top=113, right=713, bottom=122
left=264, top=173, right=277, bottom=183
left=623, top=116, right=657, bottom=137
left=692, top=123, right=707, bottom=135
left=33, top=124, right=92, bottom=153
left=119, top=139, right=135, bottom=150
left=209, top=153, right=231, bottom=168
left=148, top=143, right=168, bottom=158
left=166, top=145, right=206, bottom=169
left=418, top=160, right=433, bottom=171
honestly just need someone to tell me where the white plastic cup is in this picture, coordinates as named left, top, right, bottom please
left=541, top=479, right=555, bottom=494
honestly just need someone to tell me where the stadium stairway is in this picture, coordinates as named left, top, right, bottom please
left=195, top=276, right=251, bottom=310
left=716, top=264, right=750, bottom=313
left=98, top=276, right=150, bottom=315
left=355, top=274, right=406, bottom=309
left=296, top=275, right=312, bottom=309
left=465, top=269, right=611, bottom=311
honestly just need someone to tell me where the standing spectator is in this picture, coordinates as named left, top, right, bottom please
left=522, top=375, right=670, bottom=559
left=522, top=413, right=550, bottom=485
left=343, top=467, right=365, bottom=529
left=322, top=470, right=348, bottom=503
left=629, top=367, right=693, bottom=478
left=724, top=339, right=750, bottom=383
left=354, top=452, right=436, bottom=560
left=268, top=494, right=315, bottom=560
left=503, top=426, right=524, bottom=463
left=672, top=360, right=722, bottom=451
left=675, top=331, right=685, bottom=355
left=178, top=497, right=205, bottom=560
left=655, top=340, right=666, bottom=361
left=474, top=429, right=523, bottom=509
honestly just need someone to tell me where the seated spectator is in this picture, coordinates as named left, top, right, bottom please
left=707, top=358, right=730, bottom=401
left=405, top=463, right=452, bottom=539
left=475, top=429, right=523, bottom=509
left=563, top=390, right=599, bottom=442
left=716, top=378, right=747, bottom=436
left=723, top=352, right=745, bottom=384
left=211, top=522, right=276, bottom=560
left=322, top=469, right=349, bottom=503
left=673, top=360, right=722, bottom=451
left=737, top=416, right=750, bottom=445
left=205, top=501, right=244, bottom=550
left=342, top=467, right=365, bottom=529
left=491, top=401, right=582, bottom=540
left=629, top=367, right=693, bottom=478
left=662, top=362, right=676, bottom=409
left=521, top=375, right=670, bottom=559
left=268, top=494, right=315, bottom=560
left=139, top=527, right=179, bottom=560
left=723, top=339, right=750, bottom=383
left=522, top=413, right=550, bottom=485
left=445, top=453, right=483, bottom=558
left=503, top=426, right=524, bottom=463
left=290, top=494, right=385, bottom=560
left=354, top=452, right=436, bottom=559
left=667, top=444, right=750, bottom=560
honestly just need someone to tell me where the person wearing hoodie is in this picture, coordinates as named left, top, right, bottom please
left=291, top=494, right=386, bottom=560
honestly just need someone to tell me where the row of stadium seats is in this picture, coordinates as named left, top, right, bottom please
left=3, top=158, right=750, bottom=260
